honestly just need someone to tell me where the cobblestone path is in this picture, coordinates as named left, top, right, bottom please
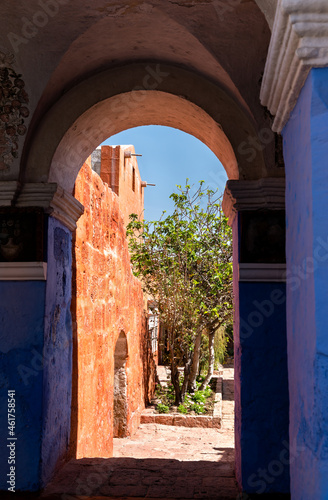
left=38, top=365, right=237, bottom=500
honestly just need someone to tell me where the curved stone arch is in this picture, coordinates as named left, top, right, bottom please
left=48, top=91, right=238, bottom=191
left=113, top=330, right=128, bottom=438
left=254, top=0, right=278, bottom=30
left=23, top=63, right=269, bottom=192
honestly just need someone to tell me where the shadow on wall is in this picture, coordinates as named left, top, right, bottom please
left=69, top=234, right=78, bottom=460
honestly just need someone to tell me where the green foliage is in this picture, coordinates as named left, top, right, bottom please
left=154, top=375, right=214, bottom=414
left=190, top=403, right=206, bottom=414
left=199, top=324, right=233, bottom=374
left=214, top=328, right=228, bottom=367
left=177, top=404, right=188, bottom=414
left=191, top=391, right=206, bottom=403
left=127, top=181, right=233, bottom=404
left=156, top=403, right=170, bottom=413
left=203, top=386, right=212, bottom=398
left=225, top=322, right=234, bottom=358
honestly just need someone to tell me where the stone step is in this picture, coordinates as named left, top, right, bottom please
left=141, top=410, right=221, bottom=428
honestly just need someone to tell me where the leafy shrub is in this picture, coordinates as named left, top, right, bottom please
left=192, top=391, right=206, bottom=403
left=156, top=403, right=170, bottom=413
left=195, top=379, right=202, bottom=389
left=190, top=403, right=206, bottom=414
left=204, top=386, right=213, bottom=398
left=184, top=394, right=192, bottom=405
left=153, top=374, right=214, bottom=415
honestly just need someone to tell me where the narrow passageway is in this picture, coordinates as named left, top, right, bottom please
left=39, top=366, right=237, bottom=500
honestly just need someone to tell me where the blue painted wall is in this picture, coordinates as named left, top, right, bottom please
left=232, top=217, right=242, bottom=488
left=0, top=281, right=45, bottom=491
left=0, top=216, right=73, bottom=492
left=236, top=281, right=290, bottom=494
left=283, top=68, right=328, bottom=499
left=41, top=217, right=73, bottom=487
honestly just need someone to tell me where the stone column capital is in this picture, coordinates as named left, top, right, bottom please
left=260, top=0, right=328, bottom=132
left=0, top=181, right=84, bottom=231
left=222, top=178, right=285, bottom=225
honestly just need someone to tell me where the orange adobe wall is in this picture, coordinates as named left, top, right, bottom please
left=99, top=145, right=145, bottom=227
left=70, top=149, right=156, bottom=459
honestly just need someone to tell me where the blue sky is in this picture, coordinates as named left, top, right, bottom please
left=102, top=125, right=227, bottom=221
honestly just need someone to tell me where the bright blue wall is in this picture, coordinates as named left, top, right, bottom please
left=283, top=68, right=328, bottom=499
left=237, top=281, right=290, bottom=494
left=41, top=217, right=73, bottom=487
left=232, top=217, right=242, bottom=487
left=0, top=281, right=46, bottom=491
left=0, top=217, right=73, bottom=492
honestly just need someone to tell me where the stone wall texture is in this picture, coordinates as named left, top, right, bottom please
left=70, top=156, right=155, bottom=459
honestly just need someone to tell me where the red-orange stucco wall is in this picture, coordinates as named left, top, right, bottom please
left=100, top=145, right=145, bottom=228
left=70, top=158, right=154, bottom=459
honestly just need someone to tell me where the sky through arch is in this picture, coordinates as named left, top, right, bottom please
left=102, top=125, right=228, bottom=221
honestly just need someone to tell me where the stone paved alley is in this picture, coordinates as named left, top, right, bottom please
left=2, top=363, right=291, bottom=499
left=36, top=365, right=237, bottom=500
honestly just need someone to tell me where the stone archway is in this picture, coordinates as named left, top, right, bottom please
left=3, top=0, right=328, bottom=496
left=0, top=76, right=288, bottom=495
left=22, top=62, right=279, bottom=191
left=113, top=331, right=128, bottom=438
left=0, top=1, right=292, bottom=494
left=2, top=76, right=288, bottom=495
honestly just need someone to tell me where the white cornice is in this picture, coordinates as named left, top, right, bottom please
left=0, top=182, right=84, bottom=231
left=239, top=263, right=286, bottom=282
left=0, top=181, right=19, bottom=206
left=49, top=186, right=84, bottom=232
left=222, top=178, right=285, bottom=225
left=0, top=262, right=47, bottom=281
left=260, top=0, right=328, bottom=132
left=17, top=183, right=58, bottom=208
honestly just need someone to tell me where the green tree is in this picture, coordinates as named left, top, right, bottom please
left=127, top=181, right=233, bottom=405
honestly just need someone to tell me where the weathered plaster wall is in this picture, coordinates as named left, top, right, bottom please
left=41, top=217, right=73, bottom=487
left=71, top=159, right=152, bottom=459
left=283, top=68, right=328, bottom=500
left=0, top=281, right=45, bottom=491
left=100, top=145, right=144, bottom=227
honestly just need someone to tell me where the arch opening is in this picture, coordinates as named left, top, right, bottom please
left=23, top=63, right=274, bottom=192
left=113, top=331, right=128, bottom=438
left=49, top=90, right=238, bottom=192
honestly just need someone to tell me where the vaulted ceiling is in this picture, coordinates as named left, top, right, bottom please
left=0, top=0, right=281, bottom=186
